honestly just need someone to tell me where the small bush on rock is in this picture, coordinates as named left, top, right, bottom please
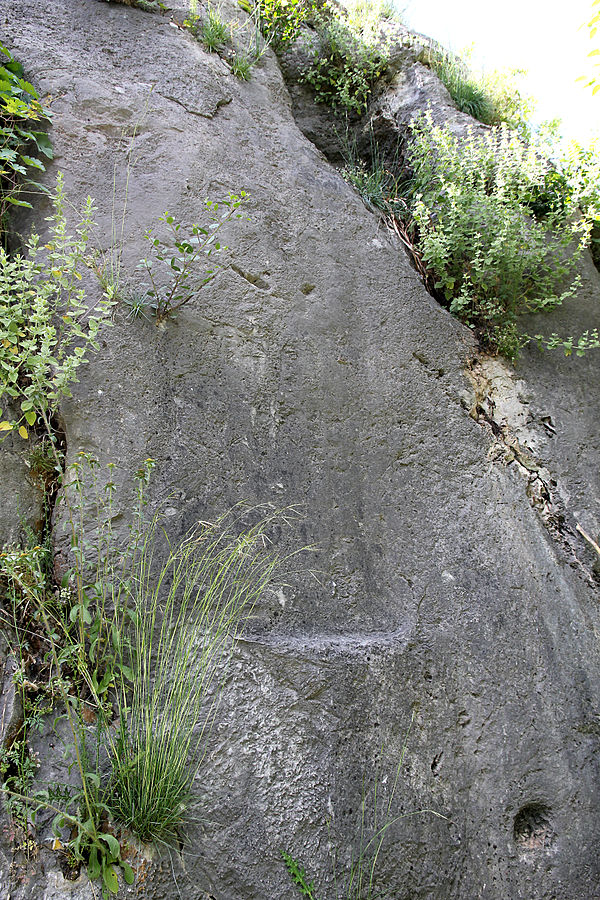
left=407, top=113, right=591, bottom=357
left=301, top=3, right=389, bottom=114
left=137, top=193, right=247, bottom=323
left=0, top=43, right=53, bottom=240
left=0, top=174, right=114, bottom=439
left=241, top=0, right=313, bottom=52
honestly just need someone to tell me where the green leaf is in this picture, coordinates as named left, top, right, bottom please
left=120, top=664, right=134, bottom=682
left=88, top=846, right=101, bottom=881
left=102, top=864, right=119, bottom=895
left=30, top=131, right=53, bottom=157
left=6, top=196, right=33, bottom=208
left=24, top=410, right=36, bottom=426
left=99, top=832, right=121, bottom=859
left=121, top=861, right=135, bottom=885
left=19, top=154, right=45, bottom=170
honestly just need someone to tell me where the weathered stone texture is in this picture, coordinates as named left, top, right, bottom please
left=1, top=1, right=600, bottom=897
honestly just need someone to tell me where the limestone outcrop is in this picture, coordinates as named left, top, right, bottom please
left=1, top=1, right=600, bottom=897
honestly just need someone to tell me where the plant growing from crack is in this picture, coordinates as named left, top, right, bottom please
left=0, top=173, right=115, bottom=440
left=0, top=42, right=53, bottom=242
left=137, top=193, right=247, bottom=323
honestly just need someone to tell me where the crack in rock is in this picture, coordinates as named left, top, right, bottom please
left=465, top=356, right=599, bottom=589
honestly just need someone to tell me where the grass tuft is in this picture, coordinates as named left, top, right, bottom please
left=231, top=53, right=254, bottom=80
left=107, top=507, right=298, bottom=845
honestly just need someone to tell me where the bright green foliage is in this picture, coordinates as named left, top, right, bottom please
left=342, top=0, right=400, bottom=36
left=138, top=193, right=246, bottom=323
left=282, top=851, right=322, bottom=899
left=0, top=174, right=114, bottom=438
left=243, top=0, right=312, bottom=52
left=423, top=45, right=533, bottom=135
left=534, top=328, right=600, bottom=356
left=302, top=4, right=389, bottom=114
left=580, top=0, right=600, bottom=94
left=479, top=65, right=534, bottom=138
left=408, top=114, right=590, bottom=358
left=0, top=43, right=52, bottom=234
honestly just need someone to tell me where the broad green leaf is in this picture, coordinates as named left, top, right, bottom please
left=88, top=846, right=101, bottom=880
left=19, top=154, right=45, bottom=170
left=30, top=131, right=53, bottom=157
left=102, top=864, right=119, bottom=895
left=99, top=832, right=121, bottom=858
left=121, top=861, right=135, bottom=885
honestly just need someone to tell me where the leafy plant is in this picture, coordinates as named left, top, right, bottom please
left=407, top=113, right=591, bottom=357
left=137, top=193, right=247, bottom=323
left=539, top=135, right=600, bottom=269
left=0, top=457, right=154, bottom=896
left=243, top=0, right=313, bottom=53
left=0, top=43, right=53, bottom=238
left=0, top=173, right=115, bottom=439
left=301, top=4, right=389, bottom=114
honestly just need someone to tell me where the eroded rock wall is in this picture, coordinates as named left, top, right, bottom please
left=1, top=2, right=600, bottom=898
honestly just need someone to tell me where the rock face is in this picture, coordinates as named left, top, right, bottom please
left=1, top=1, right=600, bottom=898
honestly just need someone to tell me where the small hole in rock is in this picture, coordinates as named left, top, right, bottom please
left=513, top=802, right=554, bottom=851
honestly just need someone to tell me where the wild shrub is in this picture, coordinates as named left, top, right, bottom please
left=0, top=43, right=53, bottom=239
left=0, top=174, right=114, bottom=439
left=242, top=0, right=313, bottom=52
left=407, top=113, right=591, bottom=357
left=301, top=4, right=389, bottom=114
left=546, top=136, right=600, bottom=269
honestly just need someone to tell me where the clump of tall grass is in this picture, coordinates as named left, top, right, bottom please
left=107, top=507, right=297, bottom=846
left=339, top=129, right=406, bottom=216
left=423, top=44, right=495, bottom=123
left=422, top=43, right=534, bottom=136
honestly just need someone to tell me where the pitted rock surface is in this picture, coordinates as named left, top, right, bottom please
left=2, top=1, right=600, bottom=898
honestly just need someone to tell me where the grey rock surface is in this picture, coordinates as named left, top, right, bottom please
left=1, top=1, right=600, bottom=898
